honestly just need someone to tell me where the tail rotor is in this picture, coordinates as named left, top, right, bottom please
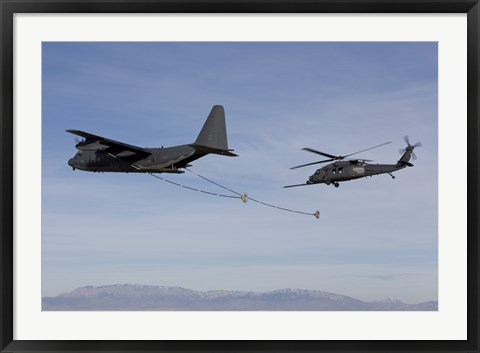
left=399, top=135, right=422, bottom=160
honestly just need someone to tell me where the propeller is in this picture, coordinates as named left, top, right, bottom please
left=74, top=138, right=87, bottom=152
left=399, top=135, right=422, bottom=160
left=290, top=141, right=391, bottom=170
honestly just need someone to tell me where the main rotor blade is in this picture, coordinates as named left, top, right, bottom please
left=290, top=159, right=335, bottom=170
left=301, top=148, right=337, bottom=159
left=344, top=141, right=391, bottom=158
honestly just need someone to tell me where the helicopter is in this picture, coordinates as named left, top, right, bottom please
left=284, top=136, right=421, bottom=188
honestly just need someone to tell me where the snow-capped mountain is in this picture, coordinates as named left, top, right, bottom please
left=42, top=284, right=437, bottom=311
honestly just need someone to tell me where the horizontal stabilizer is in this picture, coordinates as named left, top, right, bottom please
left=189, top=144, right=238, bottom=157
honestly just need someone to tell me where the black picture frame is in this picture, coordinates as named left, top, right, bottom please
left=1, top=1, right=478, bottom=352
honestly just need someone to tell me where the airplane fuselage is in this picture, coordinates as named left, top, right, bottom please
left=67, top=105, right=237, bottom=174
left=68, top=144, right=202, bottom=173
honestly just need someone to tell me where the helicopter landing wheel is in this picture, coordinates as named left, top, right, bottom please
left=334, top=182, right=339, bottom=188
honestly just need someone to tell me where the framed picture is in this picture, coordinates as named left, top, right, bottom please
left=1, top=1, right=478, bottom=352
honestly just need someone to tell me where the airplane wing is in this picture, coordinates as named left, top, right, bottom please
left=66, top=129, right=151, bottom=158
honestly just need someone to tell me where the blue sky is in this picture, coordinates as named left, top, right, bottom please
left=42, top=42, right=438, bottom=304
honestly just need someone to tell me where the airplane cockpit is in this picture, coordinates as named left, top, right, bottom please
left=68, top=151, right=88, bottom=170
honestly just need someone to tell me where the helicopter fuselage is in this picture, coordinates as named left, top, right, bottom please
left=307, top=160, right=408, bottom=187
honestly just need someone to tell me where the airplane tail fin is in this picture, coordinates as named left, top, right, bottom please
left=190, top=105, right=237, bottom=157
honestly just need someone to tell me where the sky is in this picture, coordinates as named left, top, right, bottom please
left=42, top=42, right=438, bottom=304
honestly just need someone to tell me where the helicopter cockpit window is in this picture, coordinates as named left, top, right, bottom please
left=315, top=170, right=320, bottom=175
left=332, top=169, right=336, bottom=175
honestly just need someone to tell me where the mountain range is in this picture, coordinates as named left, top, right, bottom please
left=42, top=284, right=437, bottom=311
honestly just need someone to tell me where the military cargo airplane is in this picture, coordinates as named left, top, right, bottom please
left=284, top=136, right=421, bottom=188
left=67, top=105, right=237, bottom=173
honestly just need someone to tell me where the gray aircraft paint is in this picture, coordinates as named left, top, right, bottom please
left=67, top=105, right=237, bottom=173
left=285, top=138, right=420, bottom=188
